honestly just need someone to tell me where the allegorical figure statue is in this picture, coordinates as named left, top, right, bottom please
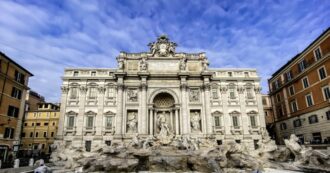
left=148, top=42, right=158, bottom=56
left=140, top=57, right=148, bottom=71
left=179, top=57, right=186, bottom=71
left=118, top=58, right=124, bottom=70
left=191, top=111, right=201, bottom=132
left=127, top=112, right=137, bottom=133
left=158, top=112, right=171, bottom=137
left=202, top=58, right=209, bottom=71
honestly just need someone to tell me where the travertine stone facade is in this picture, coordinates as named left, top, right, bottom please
left=56, top=35, right=266, bottom=150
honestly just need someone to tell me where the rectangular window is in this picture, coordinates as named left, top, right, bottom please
left=298, top=60, right=307, bottom=72
left=326, top=111, right=330, bottom=120
left=86, top=116, right=94, bottom=128
left=108, top=87, right=114, bottom=98
left=244, top=72, right=249, bottom=77
left=14, top=70, right=25, bottom=84
left=229, top=88, right=236, bottom=99
left=302, top=77, right=309, bottom=88
left=228, top=72, right=233, bottom=77
left=68, top=116, right=75, bottom=127
left=318, top=67, right=327, bottom=80
left=214, top=116, right=221, bottom=127
left=30, top=132, right=33, bottom=137
left=305, top=94, right=314, bottom=107
left=51, top=132, right=54, bottom=137
left=7, top=105, right=19, bottom=117
left=232, top=116, right=239, bottom=127
left=44, top=122, right=48, bottom=126
left=314, top=48, right=322, bottom=60
left=43, top=132, right=47, bottom=137
left=85, top=141, right=91, bottom=152
left=36, top=123, right=40, bottom=126
left=250, top=116, right=256, bottom=127
left=246, top=88, right=254, bottom=99
left=276, top=94, right=281, bottom=102
left=91, top=71, right=96, bottom=76
left=274, top=80, right=279, bottom=89
left=35, top=132, right=39, bottom=138
left=70, top=87, right=78, bottom=99
left=21, top=133, right=25, bottom=138
left=286, top=71, right=292, bottom=81
left=322, top=86, right=330, bottom=100
left=212, top=88, right=218, bottom=99
left=105, top=140, right=111, bottom=146
left=89, top=87, right=97, bottom=99
left=290, top=100, right=298, bottom=112
left=4, top=128, right=11, bottom=138
left=280, top=123, right=287, bottom=130
left=293, top=119, right=302, bottom=127
left=289, top=86, right=295, bottom=96
left=11, top=87, right=22, bottom=99
left=105, top=116, right=112, bottom=128
left=73, top=71, right=79, bottom=76
left=308, top=115, right=318, bottom=124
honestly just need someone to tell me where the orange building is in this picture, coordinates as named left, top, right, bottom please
left=268, top=28, right=330, bottom=144
left=0, top=52, right=33, bottom=162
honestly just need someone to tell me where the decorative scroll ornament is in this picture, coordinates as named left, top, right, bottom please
left=98, top=87, right=106, bottom=94
left=61, top=86, right=69, bottom=94
left=80, top=86, right=88, bottom=93
left=220, top=86, right=228, bottom=94
left=148, top=35, right=177, bottom=57
left=237, top=87, right=245, bottom=94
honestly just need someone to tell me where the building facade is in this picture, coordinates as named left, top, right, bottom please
left=56, top=35, right=266, bottom=151
left=21, top=103, right=60, bottom=156
left=268, top=28, right=330, bottom=145
left=0, top=52, right=33, bottom=162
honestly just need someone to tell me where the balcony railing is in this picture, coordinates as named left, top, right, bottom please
left=64, top=126, right=76, bottom=135
left=230, top=126, right=242, bottom=134
left=213, top=126, right=224, bottom=134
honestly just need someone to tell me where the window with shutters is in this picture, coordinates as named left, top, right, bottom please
left=318, top=67, right=327, bottom=80
left=11, top=87, right=22, bottom=99
left=14, top=70, right=25, bottom=84
left=289, top=85, right=295, bottom=96
left=298, top=60, right=307, bottom=72
left=305, top=94, right=314, bottom=107
left=314, top=47, right=322, bottom=60
left=302, top=77, right=309, bottom=89
left=7, top=105, right=19, bottom=117
left=290, top=100, right=298, bottom=112
left=322, top=86, right=330, bottom=101
left=293, top=119, right=302, bottom=127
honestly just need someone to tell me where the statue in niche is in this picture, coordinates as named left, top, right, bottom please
left=127, top=89, right=138, bottom=102
left=118, top=58, right=124, bottom=70
left=191, top=111, right=201, bottom=132
left=189, top=89, right=200, bottom=102
left=156, top=112, right=173, bottom=144
left=127, top=112, right=137, bottom=133
left=139, top=57, right=148, bottom=71
left=202, top=58, right=209, bottom=71
left=179, top=57, right=187, bottom=71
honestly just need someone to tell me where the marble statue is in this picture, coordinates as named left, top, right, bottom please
left=202, top=58, right=209, bottom=71
left=140, top=57, right=148, bottom=71
left=156, top=112, right=173, bottom=144
left=191, top=111, right=201, bottom=132
left=179, top=57, right=187, bottom=71
left=127, top=112, right=137, bottom=133
left=118, top=58, right=124, bottom=70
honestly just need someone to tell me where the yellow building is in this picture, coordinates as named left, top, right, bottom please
left=21, top=103, right=60, bottom=156
left=0, top=52, right=33, bottom=162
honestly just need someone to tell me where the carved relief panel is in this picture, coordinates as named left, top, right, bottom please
left=189, top=88, right=200, bottom=103
left=127, top=88, right=138, bottom=102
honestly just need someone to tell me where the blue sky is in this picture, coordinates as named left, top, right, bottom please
left=0, top=0, right=329, bottom=102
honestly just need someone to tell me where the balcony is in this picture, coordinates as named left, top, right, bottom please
left=213, top=126, right=224, bottom=134
left=248, top=126, right=260, bottom=134
left=64, top=126, right=76, bottom=135
left=102, top=126, right=114, bottom=135
left=83, top=126, right=96, bottom=135
left=230, top=126, right=242, bottom=134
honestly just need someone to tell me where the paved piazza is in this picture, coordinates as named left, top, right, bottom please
left=55, top=35, right=266, bottom=150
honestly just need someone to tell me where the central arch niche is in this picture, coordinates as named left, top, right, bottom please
left=150, top=92, right=179, bottom=135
